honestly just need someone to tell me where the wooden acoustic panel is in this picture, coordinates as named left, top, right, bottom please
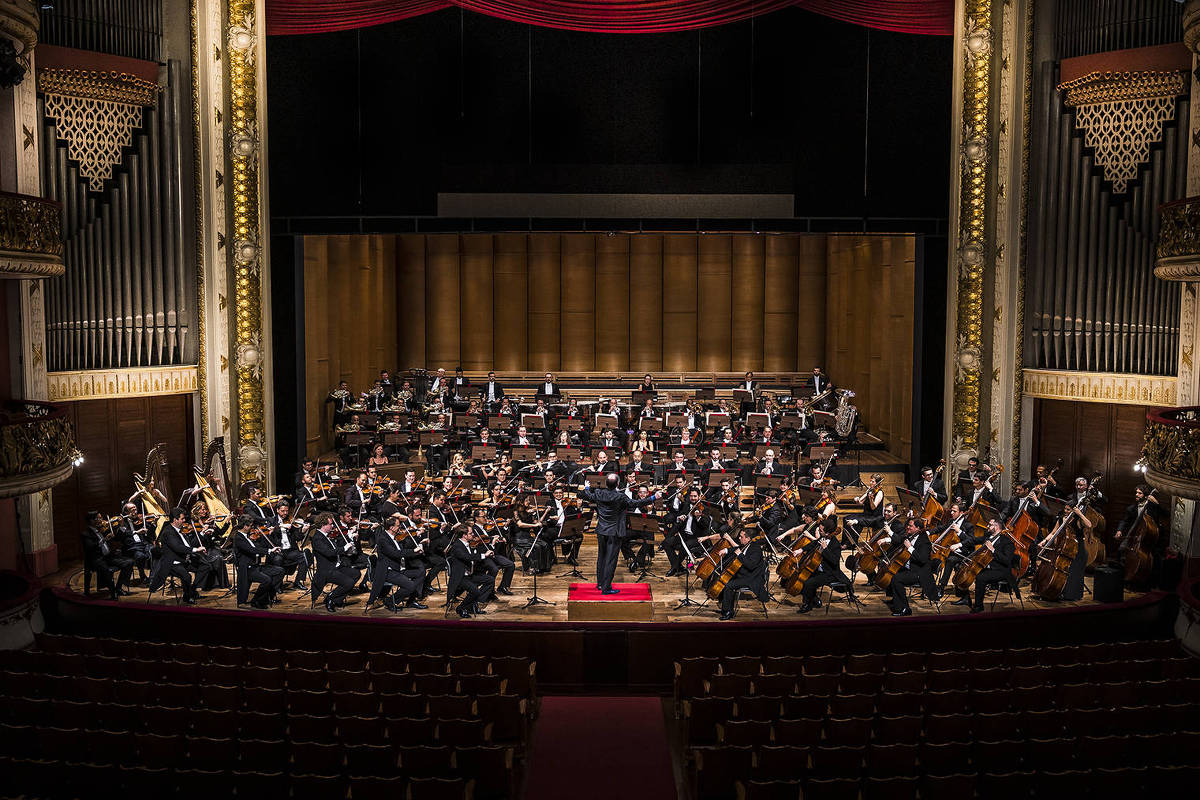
left=492, top=234, right=529, bottom=371
left=731, top=235, right=765, bottom=370
left=594, top=234, right=630, bottom=371
left=696, top=234, right=732, bottom=371
left=459, top=235, right=494, bottom=371
left=662, top=235, right=698, bottom=371
left=561, top=235, right=596, bottom=371
left=628, top=235, right=664, bottom=372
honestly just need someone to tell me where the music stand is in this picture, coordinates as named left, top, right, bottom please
left=673, top=535, right=704, bottom=610
left=1041, top=494, right=1067, bottom=519
left=559, top=417, right=583, bottom=432
left=470, top=444, right=498, bottom=462
left=733, top=389, right=754, bottom=406
left=694, top=388, right=716, bottom=401
left=488, top=414, right=509, bottom=429
left=895, top=486, right=923, bottom=513
left=706, top=412, right=730, bottom=429
left=382, top=433, right=412, bottom=447
left=556, top=446, right=581, bottom=461
left=594, top=413, right=618, bottom=431
left=639, top=417, right=663, bottom=432
left=777, top=415, right=803, bottom=430
left=523, top=526, right=557, bottom=609
left=521, top=413, right=545, bottom=431
left=555, top=516, right=588, bottom=580
left=813, top=410, right=836, bottom=429
left=632, top=390, right=655, bottom=406
left=511, top=446, right=539, bottom=463
left=793, top=485, right=822, bottom=506
left=583, top=473, right=608, bottom=489
left=755, top=475, right=785, bottom=493
left=746, top=412, right=769, bottom=429
left=627, top=515, right=663, bottom=581
left=707, top=470, right=736, bottom=488
left=666, top=413, right=688, bottom=429
left=717, top=445, right=740, bottom=461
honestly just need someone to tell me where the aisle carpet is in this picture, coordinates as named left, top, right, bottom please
left=524, top=696, right=678, bottom=800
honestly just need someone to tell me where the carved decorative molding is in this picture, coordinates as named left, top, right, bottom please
left=1060, top=70, right=1187, bottom=194
left=0, top=400, right=76, bottom=499
left=0, top=191, right=63, bottom=279
left=1022, top=368, right=1178, bottom=406
left=38, top=68, right=162, bottom=192
left=0, top=0, right=39, bottom=54
left=1156, top=195, right=1200, bottom=276
left=1143, top=408, right=1200, bottom=500
left=47, top=366, right=198, bottom=402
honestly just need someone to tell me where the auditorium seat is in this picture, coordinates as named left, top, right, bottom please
left=188, top=735, right=237, bottom=764
left=866, top=742, right=918, bottom=777
left=861, top=774, right=919, bottom=800
left=289, top=773, right=347, bottom=800
left=886, top=652, right=926, bottom=673
left=241, top=737, right=290, bottom=772
left=920, top=772, right=976, bottom=799
left=327, top=668, right=372, bottom=693
left=685, top=696, right=734, bottom=746
left=290, top=741, right=344, bottom=775
left=741, top=778, right=802, bottom=799
left=845, top=653, right=888, bottom=675
left=397, top=744, right=455, bottom=775
left=823, top=716, right=873, bottom=747
left=324, top=649, right=366, bottom=672
left=799, top=674, right=839, bottom=697
left=349, top=773, right=406, bottom=799
left=810, top=745, right=865, bottom=778
left=881, top=670, right=925, bottom=694
left=756, top=744, right=810, bottom=780
left=244, top=687, right=288, bottom=716
left=922, top=713, right=972, bottom=744
left=427, top=693, right=476, bottom=720
left=763, top=655, right=805, bottom=675
left=874, top=715, right=922, bottom=742
left=337, top=714, right=386, bottom=745
left=804, top=655, right=843, bottom=676
left=455, top=745, right=518, bottom=799
left=754, top=673, right=797, bottom=696
left=706, top=673, right=752, bottom=696
left=239, top=710, right=289, bottom=740
left=208, top=645, right=245, bottom=667
left=386, top=716, right=436, bottom=747
left=691, top=745, right=753, bottom=800
left=922, top=689, right=969, bottom=716
left=199, top=683, right=241, bottom=710
left=736, top=695, right=784, bottom=721
left=802, top=775, right=860, bottom=798
left=459, top=672, right=505, bottom=696
left=134, top=732, right=183, bottom=768
left=409, top=653, right=452, bottom=674
left=407, top=776, right=469, bottom=800
left=174, top=767, right=231, bottom=799
left=288, top=689, right=333, bottom=716
left=412, top=672, right=461, bottom=695
left=782, top=694, right=828, bottom=719
left=1024, top=736, right=1077, bottom=770
left=719, top=719, right=772, bottom=746
left=773, top=718, right=825, bottom=748
left=436, top=718, right=491, bottom=747
left=722, top=655, right=762, bottom=676
left=345, top=742, right=396, bottom=777
left=837, top=672, right=883, bottom=696
left=917, top=740, right=970, bottom=768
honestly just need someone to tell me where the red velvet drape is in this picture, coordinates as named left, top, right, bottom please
left=265, top=0, right=953, bottom=36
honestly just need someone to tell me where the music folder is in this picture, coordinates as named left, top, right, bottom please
left=595, top=413, right=618, bottom=430
left=809, top=445, right=839, bottom=462
left=556, top=446, right=581, bottom=460
left=732, top=389, right=754, bottom=404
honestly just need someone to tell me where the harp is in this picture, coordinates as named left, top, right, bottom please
left=132, top=443, right=171, bottom=538
left=194, top=438, right=234, bottom=520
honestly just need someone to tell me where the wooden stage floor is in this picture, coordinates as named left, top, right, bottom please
left=57, top=539, right=1126, bottom=624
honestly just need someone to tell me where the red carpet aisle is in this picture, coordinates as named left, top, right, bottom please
left=524, top=697, right=678, bottom=800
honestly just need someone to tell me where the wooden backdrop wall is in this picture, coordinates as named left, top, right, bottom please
left=825, top=235, right=916, bottom=464
left=303, top=235, right=398, bottom=458
left=51, top=395, right=195, bottom=563
left=1030, top=398, right=1151, bottom=535
left=303, top=232, right=916, bottom=458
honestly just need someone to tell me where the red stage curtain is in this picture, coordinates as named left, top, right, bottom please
left=266, top=0, right=954, bottom=36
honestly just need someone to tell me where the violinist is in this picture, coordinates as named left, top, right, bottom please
left=81, top=511, right=134, bottom=600
left=969, top=518, right=1019, bottom=613
left=187, top=501, right=231, bottom=590
left=311, top=511, right=361, bottom=613
left=344, top=472, right=372, bottom=516
left=547, top=485, right=580, bottom=566
left=417, top=495, right=452, bottom=596
left=664, top=498, right=711, bottom=577
left=710, top=477, right=739, bottom=520
left=271, top=500, right=311, bottom=590
left=797, top=461, right=827, bottom=489
left=471, top=507, right=515, bottom=596
left=448, top=523, right=497, bottom=618
left=910, top=466, right=948, bottom=504
left=400, top=470, right=421, bottom=495
left=514, top=494, right=552, bottom=574
left=147, top=507, right=202, bottom=605
left=375, top=483, right=405, bottom=521
left=884, top=516, right=938, bottom=617
left=715, top=527, right=769, bottom=621
left=116, top=502, right=152, bottom=583
left=795, top=516, right=850, bottom=614
left=845, top=474, right=885, bottom=534
left=243, top=482, right=279, bottom=526
left=335, top=506, right=376, bottom=592
left=295, top=473, right=323, bottom=510
left=365, top=515, right=427, bottom=613
left=663, top=476, right=690, bottom=528
left=233, top=516, right=282, bottom=609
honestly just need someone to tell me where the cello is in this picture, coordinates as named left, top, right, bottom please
left=952, top=524, right=1018, bottom=592
left=705, top=532, right=767, bottom=601
left=873, top=511, right=919, bottom=591
left=1121, top=489, right=1161, bottom=584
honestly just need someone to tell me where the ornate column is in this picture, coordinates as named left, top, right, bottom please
left=944, top=0, right=1032, bottom=487
left=1, top=0, right=57, bottom=573
left=193, top=0, right=273, bottom=489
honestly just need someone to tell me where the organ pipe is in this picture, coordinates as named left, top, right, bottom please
left=41, top=62, right=195, bottom=372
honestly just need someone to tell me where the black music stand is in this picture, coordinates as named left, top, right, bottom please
left=626, top=515, right=663, bottom=581
left=522, top=526, right=556, bottom=609
left=673, top=536, right=705, bottom=610
left=555, top=516, right=588, bottom=580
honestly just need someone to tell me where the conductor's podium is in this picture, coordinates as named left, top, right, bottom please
left=567, top=583, right=654, bottom=622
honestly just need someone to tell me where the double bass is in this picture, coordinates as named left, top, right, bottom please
left=1121, top=489, right=1161, bottom=584
left=920, top=459, right=949, bottom=526
left=1030, top=500, right=1084, bottom=601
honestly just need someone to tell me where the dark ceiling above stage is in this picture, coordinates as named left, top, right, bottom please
left=266, top=7, right=951, bottom=227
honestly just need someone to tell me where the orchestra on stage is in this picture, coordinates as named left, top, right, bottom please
left=78, top=368, right=1169, bottom=621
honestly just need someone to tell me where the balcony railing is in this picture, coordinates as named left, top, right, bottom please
left=1143, top=406, right=1200, bottom=500
left=0, top=400, right=77, bottom=498
left=0, top=191, right=64, bottom=280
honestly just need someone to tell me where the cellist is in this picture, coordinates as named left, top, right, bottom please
left=715, top=527, right=769, bottom=621
left=936, top=503, right=978, bottom=605
left=795, top=515, right=850, bottom=614
left=884, top=516, right=938, bottom=617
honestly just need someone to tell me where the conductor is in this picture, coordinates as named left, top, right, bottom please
left=579, top=473, right=660, bottom=595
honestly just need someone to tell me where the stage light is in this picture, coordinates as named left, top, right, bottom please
left=1133, top=458, right=1147, bottom=474
left=70, top=448, right=85, bottom=467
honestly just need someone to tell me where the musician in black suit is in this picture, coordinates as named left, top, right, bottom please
left=480, top=371, right=505, bottom=408
left=147, top=508, right=201, bottom=604
left=470, top=508, right=515, bottom=596
left=580, top=473, right=660, bottom=593
left=937, top=504, right=978, bottom=602
left=1000, top=481, right=1051, bottom=527
left=796, top=516, right=851, bottom=613
left=958, top=472, right=1000, bottom=509
left=536, top=372, right=561, bottom=399
left=886, top=517, right=939, bottom=616
left=270, top=500, right=311, bottom=590
left=366, top=515, right=426, bottom=612
left=755, top=449, right=789, bottom=479
left=242, top=483, right=278, bottom=526
left=233, top=517, right=282, bottom=609
left=1035, top=464, right=1067, bottom=499
left=447, top=524, right=497, bottom=618
left=955, top=456, right=983, bottom=501
left=664, top=500, right=711, bottom=577
left=81, top=512, right=133, bottom=600
left=310, top=512, right=361, bottom=612
left=326, top=381, right=354, bottom=426
left=716, top=527, right=769, bottom=620
left=660, top=450, right=696, bottom=484
left=971, top=518, right=1019, bottom=613
left=910, top=466, right=948, bottom=504
left=451, top=366, right=471, bottom=401
left=115, top=503, right=152, bottom=583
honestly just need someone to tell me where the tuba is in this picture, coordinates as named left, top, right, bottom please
left=834, top=390, right=858, bottom=437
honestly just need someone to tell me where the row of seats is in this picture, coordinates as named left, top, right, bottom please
left=691, top=741, right=1200, bottom=799
left=0, top=756, right=482, bottom=800
left=684, top=698, right=1200, bottom=746
left=0, top=669, right=511, bottom=706
left=1, top=699, right=526, bottom=747
left=728, top=767, right=1200, bottom=800
left=9, top=644, right=537, bottom=701
left=686, top=710, right=1200, bottom=749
